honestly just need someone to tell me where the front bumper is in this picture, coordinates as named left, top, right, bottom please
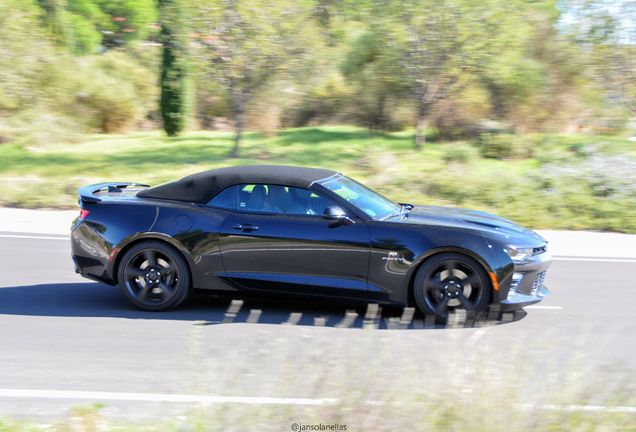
left=500, top=251, right=552, bottom=312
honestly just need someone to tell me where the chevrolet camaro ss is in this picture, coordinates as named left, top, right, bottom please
left=71, top=165, right=551, bottom=321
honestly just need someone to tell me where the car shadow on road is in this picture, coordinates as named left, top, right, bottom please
left=0, top=282, right=526, bottom=330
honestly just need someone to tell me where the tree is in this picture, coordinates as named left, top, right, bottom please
left=95, top=0, right=158, bottom=48
left=594, top=43, right=636, bottom=116
left=190, top=0, right=315, bottom=157
left=564, top=0, right=636, bottom=117
left=36, top=0, right=101, bottom=54
left=476, top=3, right=589, bottom=133
left=36, top=0, right=158, bottom=53
left=160, top=0, right=191, bottom=136
left=340, top=29, right=409, bottom=131
left=0, top=0, right=57, bottom=112
left=377, top=0, right=512, bottom=148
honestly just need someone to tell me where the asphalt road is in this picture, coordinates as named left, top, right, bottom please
left=1, top=233, right=635, bottom=421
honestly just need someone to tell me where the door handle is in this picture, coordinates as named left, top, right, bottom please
left=233, top=223, right=258, bottom=231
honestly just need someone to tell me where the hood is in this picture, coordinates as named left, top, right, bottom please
left=388, top=205, right=547, bottom=246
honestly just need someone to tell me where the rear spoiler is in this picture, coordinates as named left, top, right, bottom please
left=78, top=182, right=150, bottom=204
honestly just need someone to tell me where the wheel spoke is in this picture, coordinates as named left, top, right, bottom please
left=456, top=292, right=476, bottom=311
left=158, top=281, right=174, bottom=299
left=441, top=260, right=458, bottom=278
left=425, top=278, right=445, bottom=291
left=136, top=285, right=151, bottom=302
left=443, top=260, right=457, bottom=271
left=462, top=273, right=479, bottom=287
left=434, top=296, right=450, bottom=315
left=125, top=266, right=145, bottom=280
left=163, top=262, right=177, bottom=274
left=142, top=250, right=157, bottom=267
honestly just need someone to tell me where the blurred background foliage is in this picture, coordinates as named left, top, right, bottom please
left=1, top=0, right=636, bottom=231
left=1, top=0, right=635, bottom=141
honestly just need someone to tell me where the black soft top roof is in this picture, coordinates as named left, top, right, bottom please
left=136, top=165, right=339, bottom=204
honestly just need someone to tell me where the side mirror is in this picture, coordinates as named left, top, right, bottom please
left=323, top=206, right=355, bottom=226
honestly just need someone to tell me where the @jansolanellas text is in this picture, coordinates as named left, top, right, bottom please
left=291, top=423, right=347, bottom=431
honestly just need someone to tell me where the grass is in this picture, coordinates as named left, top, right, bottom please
left=0, top=306, right=635, bottom=431
left=2, top=126, right=636, bottom=232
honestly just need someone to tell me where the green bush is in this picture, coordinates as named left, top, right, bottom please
left=425, top=127, right=440, bottom=142
left=566, top=142, right=595, bottom=158
left=85, top=52, right=158, bottom=132
left=1, top=50, right=159, bottom=141
left=442, top=143, right=477, bottom=163
left=477, top=133, right=514, bottom=159
left=284, top=72, right=350, bottom=127
left=39, top=51, right=159, bottom=133
left=0, top=109, right=84, bottom=147
left=0, top=0, right=58, bottom=113
left=477, top=133, right=544, bottom=160
left=422, top=147, right=636, bottom=232
left=517, top=132, right=546, bottom=157
left=534, top=149, right=577, bottom=165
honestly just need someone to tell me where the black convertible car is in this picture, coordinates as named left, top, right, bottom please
left=71, top=165, right=551, bottom=321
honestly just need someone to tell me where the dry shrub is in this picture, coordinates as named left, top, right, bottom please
left=432, top=84, right=492, bottom=141
left=42, top=51, right=159, bottom=133
left=246, top=98, right=282, bottom=137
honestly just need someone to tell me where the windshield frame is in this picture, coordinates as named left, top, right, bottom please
left=314, top=174, right=402, bottom=221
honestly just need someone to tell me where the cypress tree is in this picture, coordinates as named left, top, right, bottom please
left=159, top=0, right=189, bottom=137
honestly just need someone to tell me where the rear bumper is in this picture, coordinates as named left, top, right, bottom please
left=71, top=223, right=117, bottom=285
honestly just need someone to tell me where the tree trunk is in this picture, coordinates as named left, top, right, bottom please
left=414, top=90, right=433, bottom=150
left=231, top=90, right=245, bottom=158
left=415, top=112, right=428, bottom=150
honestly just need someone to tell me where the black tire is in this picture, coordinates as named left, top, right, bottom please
left=413, top=252, right=492, bottom=324
left=117, top=241, right=191, bottom=311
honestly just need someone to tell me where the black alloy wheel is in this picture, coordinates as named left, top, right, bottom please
left=117, top=241, right=191, bottom=311
left=414, top=252, right=491, bottom=323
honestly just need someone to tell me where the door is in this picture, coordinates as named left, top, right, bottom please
left=218, top=184, right=370, bottom=299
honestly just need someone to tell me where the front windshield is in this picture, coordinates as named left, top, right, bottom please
left=316, top=175, right=402, bottom=220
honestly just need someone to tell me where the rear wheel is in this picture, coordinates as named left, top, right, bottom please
left=413, top=252, right=491, bottom=323
left=117, top=241, right=191, bottom=311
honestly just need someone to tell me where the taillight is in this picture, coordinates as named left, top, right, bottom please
left=79, top=209, right=90, bottom=221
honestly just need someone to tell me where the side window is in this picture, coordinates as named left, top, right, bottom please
left=239, top=184, right=276, bottom=213
left=207, top=186, right=236, bottom=209
left=304, top=190, right=336, bottom=216
left=287, top=187, right=335, bottom=215
left=236, top=184, right=336, bottom=215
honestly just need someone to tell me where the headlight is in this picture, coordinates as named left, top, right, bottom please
left=505, top=247, right=539, bottom=263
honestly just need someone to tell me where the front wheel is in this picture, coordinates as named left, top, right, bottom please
left=413, top=252, right=492, bottom=323
left=117, top=241, right=191, bottom=311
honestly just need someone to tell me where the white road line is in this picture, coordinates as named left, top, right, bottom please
left=0, top=389, right=334, bottom=405
left=525, top=306, right=563, bottom=310
left=3, top=390, right=633, bottom=413
left=522, top=404, right=636, bottom=414
left=0, top=234, right=68, bottom=241
left=464, top=328, right=489, bottom=349
left=553, top=257, right=636, bottom=263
